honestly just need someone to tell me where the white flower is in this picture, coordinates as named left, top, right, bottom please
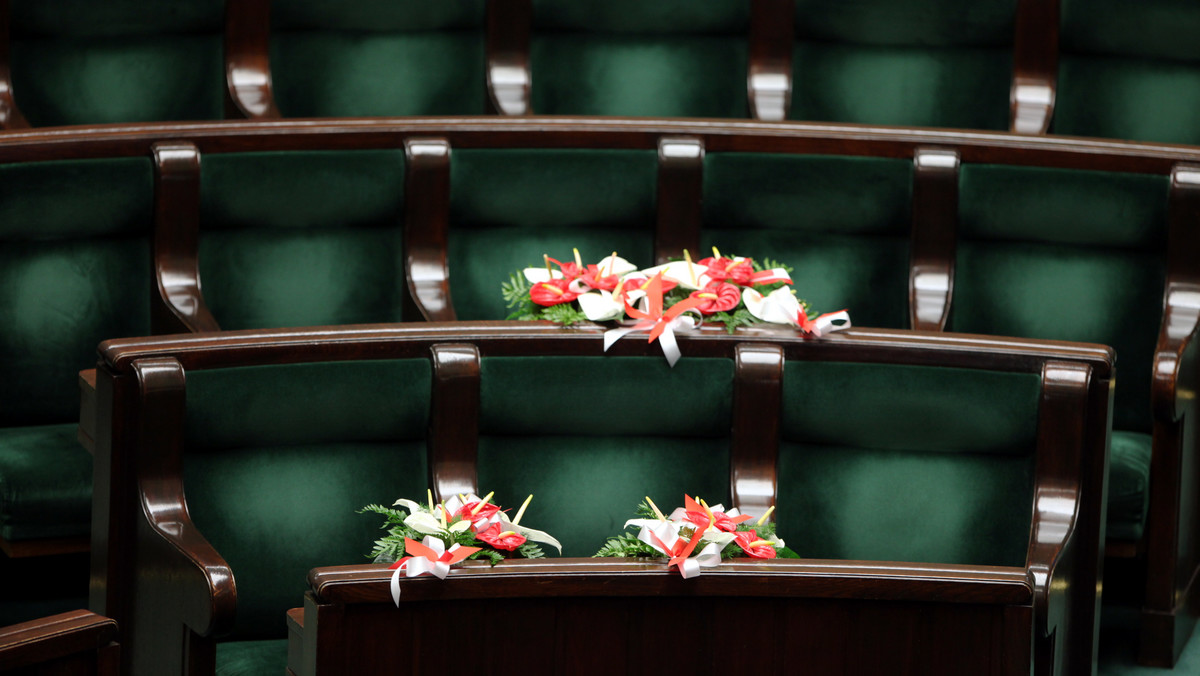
left=742, top=286, right=802, bottom=326
left=497, top=511, right=563, bottom=554
left=639, top=261, right=712, bottom=290
left=576, top=290, right=626, bottom=321
left=523, top=268, right=564, bottom=283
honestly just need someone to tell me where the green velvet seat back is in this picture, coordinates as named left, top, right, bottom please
left=10, top=0, right=224, bottom=126
left=271, top=1, right=487, bottom=117
left=198, top=150, right=408, bottom=330
left=448, top=148, right=658, bottom=319
left=0, top=157, right=154, bottom=427
left=1054, top=0, right=1200, bottom=145
left=476, top=356, right=734, bottom=556
left=702, top=153, right=912, bottom=329
left=789, top=0, right=1014, bottom=129
left=531, top=0, right=749, bottom=117
left=182, top=359, right=432, bottom=639
left=779, top=362, right=1040, bottom=567
left=951, top=165, right=1168, bottom=434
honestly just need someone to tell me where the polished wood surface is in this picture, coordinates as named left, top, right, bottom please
left=402, top=137, right=455, bottom=321
left=152, top=141, right=220, bottom=334
left=654, top=136, right=703, bottom=264
left=0, top=0, right=27, bottom=130
left=1010, top=0, right=1059, bottom=134
left=295, top=559, right=1034, bottom=676
left=730, top=342, right=783, bottom=517
left=0, top=610, right=119, bottom=675
left=88, top=325, right=1113, bottom=675
left=908, top=147, right=959, bottom=331
left=223, top=0, right=280, bottom=120
left=429, top=343, right=481, bottom=502
left=486, top=0, right=532, bottom=116
left=748, top=0, right=794, bottom=122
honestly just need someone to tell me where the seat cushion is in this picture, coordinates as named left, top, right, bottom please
left=216, top=639, right=287, bottom=676
left=0, top=423, right=91, bottom=542
left=1107, top=430, right=1152, bottom=542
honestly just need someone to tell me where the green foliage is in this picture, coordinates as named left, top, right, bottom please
left=539, top=302, right=590, bottom=327
left=502, top=273, right=542, bottom=321
left=708, top=308, right=756, bottom=334
left=594, top=534, right=659, bottom=558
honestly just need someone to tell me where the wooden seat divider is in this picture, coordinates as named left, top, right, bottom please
left=0, top=610, right=119, bottom=675
left=87, top=323, right=1112, bottom=676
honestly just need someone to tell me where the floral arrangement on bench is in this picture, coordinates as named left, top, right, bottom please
left=362, top=491, right=561, bottom=604
left=595, top=495, right=792, bottom=578
left=502, top=248, right=850, bottom=365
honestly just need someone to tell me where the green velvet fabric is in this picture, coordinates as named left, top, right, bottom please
left=183, top=360, right=431, bottom=639
left=779, top=362, right=1040, bottom=566
left=789, top=0, right=1013, bottom=129
left=215, top=639, right=287, bottom=676
left=0, top=158, right=153, bottom=240
left=448, top=149, right=657, bottom=319
left=531, top=0, right=747, bottom=117
left=10, top=1, right=224, bottom=126
left=0, top=237, right=152, bottom=426
left=1107, top=431, right=1153, bottom=542
left=953, top=165, right=1168, bottom=433
left=198, top=151, right=407, bottom=329
left=703, top=153, right=911, bottom=329
left=532, top=35, right=748, bottom=117
left=271, top=1, right=485, bottom=117
left=0, top=424, right=91, bottom=541
left=477, top=357, right=733, bottom=556
left=1055, top=0, right=1200, bottom=144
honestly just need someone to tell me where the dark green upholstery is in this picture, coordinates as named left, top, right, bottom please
left=182, top=359, right=432, bottom=639
left=1108, top=431, right=1152, bottom=542
left=779, top=362, right=1040, bottom=566
left=952, top=164, right=1167, bottom=539
left=789, top=0, right=1013, bottom=129
left=448, top=149, right=657, bottom=319
left=476, top=356, right=734, bottom=556
left=531, top=0, right=749, bottom=117
left=10, top=0, right=224, bottom=126
left=198, top=150, right=408, bottom=329
left=271, top=0, right=487, bottom=117
left=702, top=153, right=912, bottom=329
left=1055, top=0, right=1200, bottom=145
left=0, top=157, right=153, bottom=543
left=214, top=639, right=287, bottom=676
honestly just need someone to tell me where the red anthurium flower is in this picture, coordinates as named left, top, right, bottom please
left=698, top=256, right=754, bottom=285
left=619, top=274, right=678, bottom=300
left=454, top=500, right=502, bottom=529
left=476, top=522, right=527, bottom=551
left=530, top=278, right=580, bottom=306
left=545, top=256, right=584, bottom=281
left=734, top=530, right=778, bottom=559
left=580, top=264, right=621, bottom=291
left=688, top=281, right=741, bottom=315
left=681, top=505, right=753, bottom=532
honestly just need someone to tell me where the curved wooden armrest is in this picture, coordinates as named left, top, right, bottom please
left=486, top=0, right=531, bottom=115
left=152, top=142, right=221, bottom=334
left=1155, top=166, right=1200, bottom=422
left=1010, top=0, right=1058, bottom=134
left=224, top=0, right=281, bottom=119
left=133, top=358, right=236, bottom=638
left=747, top=0, right=793, bottom=121
left=403, top=138, right=456, bottom=321
left=0, top=610, right=118, bottom=670
left=1028, top=486, right=1080, bottom=640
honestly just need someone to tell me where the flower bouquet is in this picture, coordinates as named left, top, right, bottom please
left=362, top=491, right=561, bottom=604
left=502, top=248, right=850, bottom=365
left=594, top=495, right=792, bottom=578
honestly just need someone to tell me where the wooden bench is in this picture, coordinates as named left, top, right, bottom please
left=87, top=324, right=1112, bottom=676
left=0, top=609, right=119, bottom=675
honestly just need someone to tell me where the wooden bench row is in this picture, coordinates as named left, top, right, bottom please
left=0, top=117, right=1196, bottom=665
left=0, top=1, right=1198, bottom=144
left=86, top=324, right=1112, bottom=676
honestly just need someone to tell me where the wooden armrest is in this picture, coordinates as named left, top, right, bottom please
left=1010, top=0, right=1059, bottom=134
left=486, top=0, right=532, bottom=115
left=403, top=138, right=456, bottom=321
left=909, top=148, right=959, bottom=331
left=655, top=137, right=703, bottom=264
left=0, top=0, right=27, bottom=129
left=224, top=0, right=281, bottom=119
left=132, top=358, right=236, bottom=638
left=0, top=610, right=118, bottom=671
left=429, top=344, right=480, bottom=501
left=1155, top=165, right=1200, bottom=423
left=152, top=142, right=221, bottom=334
left=731, top=343, right=782, bottom=517
left=747, top=0, right=793, bottom=121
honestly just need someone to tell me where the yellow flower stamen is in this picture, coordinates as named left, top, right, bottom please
left=438, top=504, right=448, bottom=528
left=645, top=496, right=667, bottom=521
left=747, top=539, right=774, bottom=548
left=540, top=283, right=564, bottom=296
left=712, top=246, right=722, bottom=260
left=697, top=293, right=717, bottom=299
left=513, top=494, right=533, bottom=526
left=726, top=258, right=747, bottom=271
left=756, top=505, right=775, bottom=526
left=683, top=249, right=698, bottom=286
left=573, top=247, right=583, bottom=269
left=497, top=531, right=518, bottom=539
left=700, top=498, right=716, bottom=531
left=544, top=254, right=552, bottom=277
left=427, top=488, right=435, bottom=511
left=470, top=491, right=494, bottom=516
